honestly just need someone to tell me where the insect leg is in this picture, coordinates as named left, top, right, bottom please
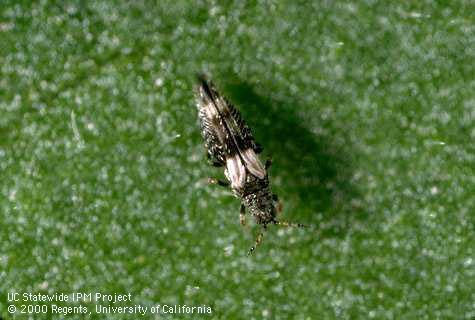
left=247, top=225, right=266, bottom=256
left=208, top=178, right=229, bottom=187
left=240, top=204, right=246, bottom=226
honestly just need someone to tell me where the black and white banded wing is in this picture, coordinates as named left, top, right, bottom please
left=216, top=98, right=266, bottom=186
left=196, top=80, right=227, bottom=166
left=196, top=76, right=266, bottom=189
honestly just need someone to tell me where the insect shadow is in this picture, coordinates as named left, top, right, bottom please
left=220, top=78, right=364, bottom=237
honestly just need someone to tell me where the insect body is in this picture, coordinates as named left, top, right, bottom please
left=194, top=75, right=306, bottom=255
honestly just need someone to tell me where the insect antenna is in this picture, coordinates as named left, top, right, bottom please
left=272, top=220, right=308, bottom=229
left=247, top=221, right=309, bottom=255
left=247, top=225, right=266, bottom=256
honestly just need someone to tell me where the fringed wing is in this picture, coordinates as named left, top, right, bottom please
left=195, top=78, right=227, bottom=166
left=195, top=75, right=266, bottom=189
left=240, top=148, right=266, bottom=179
left=225, top=155, right=247, bottom=190
left=219, top=95, right=266, bottom=181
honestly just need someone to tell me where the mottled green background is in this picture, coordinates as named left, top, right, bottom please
left=1, top=1, right=474, bottom=319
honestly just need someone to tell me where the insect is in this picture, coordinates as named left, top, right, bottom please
left=194, top=75, right=307, bottom=255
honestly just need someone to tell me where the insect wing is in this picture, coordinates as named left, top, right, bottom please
left=225, top=155, right=247, bottom=189
left=196, top=80, right=227, bottom=166
left=240, top=148, right=266, bottom=179
left=196, top=76, right=266, bottom=186
left=215, top=97, right=266, bottom=180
